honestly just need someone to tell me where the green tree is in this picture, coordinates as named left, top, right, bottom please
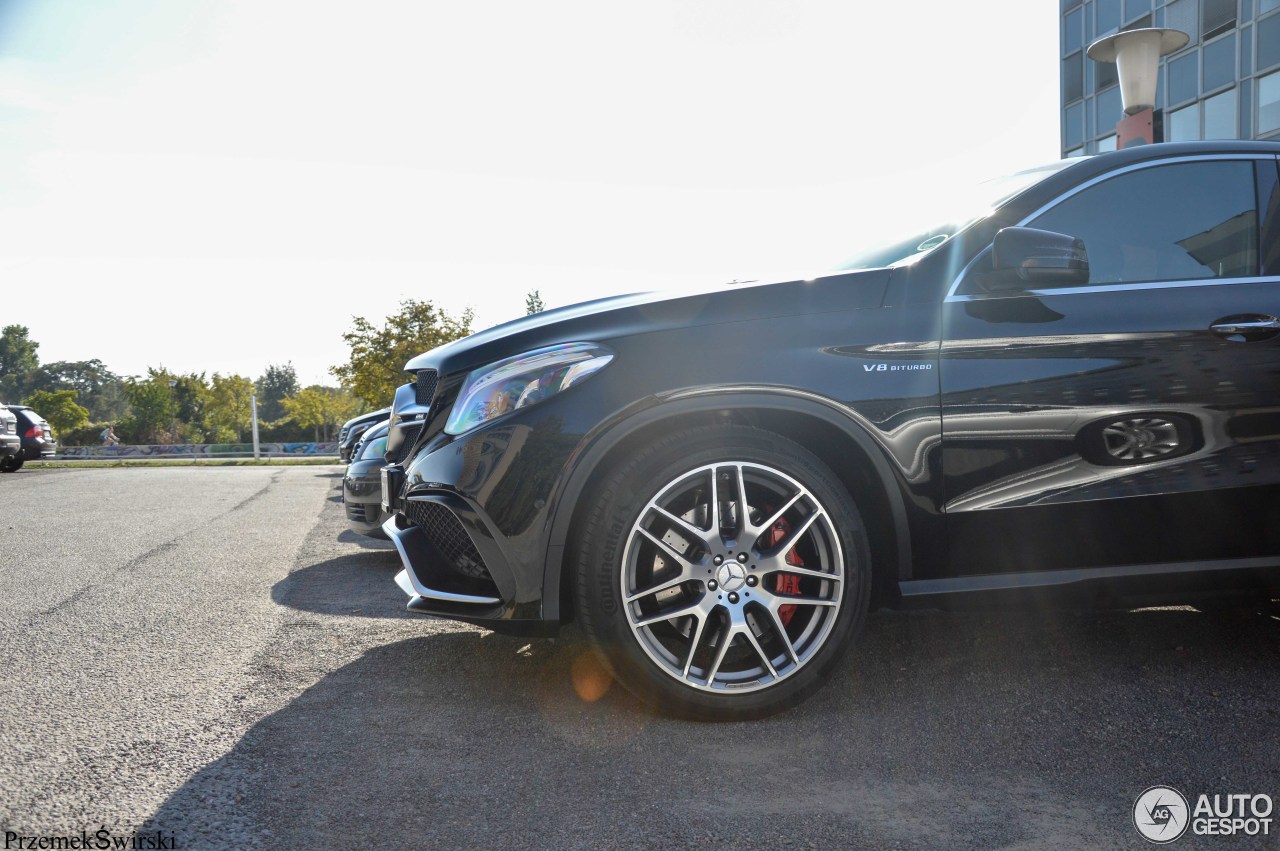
left=525, top=289, right=545, bottom=315
left=21, top=389, right=90, bottom=436
left=331, top=299, right=473, bottom=407
left=0, top=325, right=40, bottom=402
left=119, top=377, right=173, bottom=444
left=282, top=386, right=358, bottom=441
left=255, top=362, right=299, bottom=423
left=29, top=359, right=129, bottom=422
left=204, top=373, right=255, bottom=443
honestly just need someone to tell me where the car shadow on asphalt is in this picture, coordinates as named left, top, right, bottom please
left=335, top=529, right=393, bottom=550
left=270, top=548, right=406, bottom=620
left=140, top=603, right=1280, bottom=849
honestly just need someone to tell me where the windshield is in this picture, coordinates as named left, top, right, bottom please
left=358, top=435, right=388, bottom=461
left=833, top=159, right=1083, bottom=271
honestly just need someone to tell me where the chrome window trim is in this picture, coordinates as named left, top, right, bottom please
left=944, top=153, right=1272, bottom=302
left=947, top=275, right=1280, bottom=302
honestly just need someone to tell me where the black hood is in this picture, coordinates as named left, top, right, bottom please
left=405, top=268, right=892, bottom=376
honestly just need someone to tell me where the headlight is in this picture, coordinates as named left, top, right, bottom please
left=444, top=342, right=614, bottom=435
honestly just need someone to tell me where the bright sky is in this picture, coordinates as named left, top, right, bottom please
left=1, top=0, right=1061, bottom=387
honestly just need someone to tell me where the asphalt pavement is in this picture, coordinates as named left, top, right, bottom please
left=1, top=466, right=1277, bottom=849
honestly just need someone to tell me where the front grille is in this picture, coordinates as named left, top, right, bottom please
left=406, top=500, right=493, bottom=584
left=415, top=369, right=438, bottom=407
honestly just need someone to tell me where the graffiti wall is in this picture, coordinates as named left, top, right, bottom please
left=59, top=443, right=339, bottom=458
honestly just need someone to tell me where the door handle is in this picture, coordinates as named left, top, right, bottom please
left=1210, top=315, right=1280, bottom=340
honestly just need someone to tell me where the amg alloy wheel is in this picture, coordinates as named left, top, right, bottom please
left=575, top=425, right=869, bottom=719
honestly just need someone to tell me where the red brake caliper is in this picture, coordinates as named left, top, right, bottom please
left=764, top=509, right=804, bottom=626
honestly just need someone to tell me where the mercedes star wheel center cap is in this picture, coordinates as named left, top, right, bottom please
left=715, top=562, right=746, bottom=592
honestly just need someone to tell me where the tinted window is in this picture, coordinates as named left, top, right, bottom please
left=1030, top=161, right=1259, bottom=284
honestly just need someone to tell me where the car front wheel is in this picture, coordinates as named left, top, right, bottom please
left=574, top=425, right=870, bottom=720
left=0, top=455, right=22, bottom=473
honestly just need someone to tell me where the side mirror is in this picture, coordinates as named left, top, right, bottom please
left=985, top=227, right=1090, bottom=291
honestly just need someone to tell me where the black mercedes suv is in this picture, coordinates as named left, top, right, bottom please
left=380, top=141, right=1280, bottom=719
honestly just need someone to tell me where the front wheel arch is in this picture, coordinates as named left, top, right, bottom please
left=545, top=391, right=913, bottom=623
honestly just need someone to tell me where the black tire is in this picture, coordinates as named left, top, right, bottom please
left=0, top=455, right=22, bottom=473
left=573, top=424, right=871, bottom=720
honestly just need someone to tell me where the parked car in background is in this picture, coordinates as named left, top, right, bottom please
left=338, top=408, right=390, bottom=463
left=0, top=406, right=21, bottom=472
left=343, top=422, right=391, bottom=538
left=6, top=405, right=55, bottom=468
left=379, top=140, right=1280, bottom=720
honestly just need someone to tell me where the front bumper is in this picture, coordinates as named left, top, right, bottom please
left=381, top=404, right=585, bottom=636
left=342, top=460, right=391, bottom=538
left=383, top=506, right=557, bottom=636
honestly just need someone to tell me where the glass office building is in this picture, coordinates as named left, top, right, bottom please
left=1061, top=0, right=1280, bottom=156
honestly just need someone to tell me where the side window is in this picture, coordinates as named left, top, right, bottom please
left=1029, top=160, right=1259, bottom=284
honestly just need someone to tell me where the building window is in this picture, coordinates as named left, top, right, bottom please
left=1166, top=0, right=1200, bottom=44
left=1203, top=88, right=1237, bottom=138
left=1123, top=14, right=1154, bottom=31
left=1202, top=0, right=1237, bottom=39
left=1097, top=58, right=1119, bottom=91
left=1097, top=0, right=1122, bottom=34
left=1258, top=12, right=1280, bottom=72
left=1097, top=134, right=1118, bottom=152
left=1064, top=53, right=1084, bottom=102
left=1065, top=7, right=1084, bottom=54
left=1096, top=85, right=1124, bottom=131
left=1124, top=0, right=1152, bottom=21
left=1168, top=51, right=1199, bottom=105
left=1262, top=0, right=1280, bottom=13
left=1260, top=69, right=1280, bottom=134
left=1169, top=102, right=1201, bottom=140
left=1066, top=102, right=1085, bottom=148
left=1202, top=35, right=1236, bottom=91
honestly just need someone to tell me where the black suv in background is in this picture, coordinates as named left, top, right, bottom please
left=4, top=405, right=55, bottom=470
left=0, top=406, right=20, bottom=472
left=380, top=141, right=1280, bottom=719
left=338, top=408, right=390, bottom=463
